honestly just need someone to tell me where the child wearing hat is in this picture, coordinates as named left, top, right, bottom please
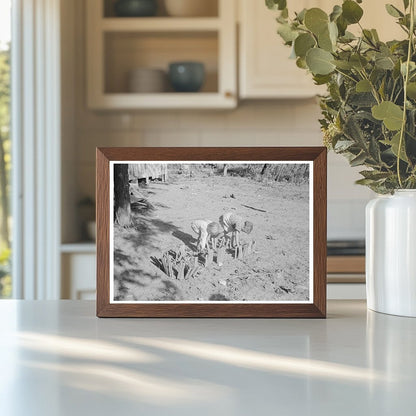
left=191, top=219, right=221, bottom=252
left=219, top=212, right=253, bottom=247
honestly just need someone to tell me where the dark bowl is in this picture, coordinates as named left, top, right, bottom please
left=168, top=62, right=205, bottom=93
left=114, top=0, right=158, bottom=17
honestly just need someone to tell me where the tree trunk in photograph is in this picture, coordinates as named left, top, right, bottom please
left=276, top=165, right=283, bottom=182
left=114, top=164, right=131, bottom=227
left=0, top=131, right=9, bottom=247
left=223, top=164, right=228, bottom=177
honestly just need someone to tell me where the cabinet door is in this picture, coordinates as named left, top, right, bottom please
left=239, top=0, right=326, bottom=99
left=359, top=0, right=404, bottom=41
left=239, top=0, right=405, bottom=99
left=62, top=253, right=96, bottom=300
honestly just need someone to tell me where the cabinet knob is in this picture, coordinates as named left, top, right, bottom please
left=225, top=91, right=234, bottom=99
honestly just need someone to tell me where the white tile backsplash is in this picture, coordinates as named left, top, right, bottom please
left=328, top=199, right=368, bottom=240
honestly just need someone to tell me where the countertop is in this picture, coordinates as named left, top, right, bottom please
left=0, top=300, right=415, bottom=415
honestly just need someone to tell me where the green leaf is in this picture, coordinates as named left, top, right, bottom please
left=266, top=0, right=287, bottom=11
left=328, top=21, right=338, bottom=44
left=342, top=0, right=364, bottom=24
left=369, top=136, right=382, bottom=163
left=378, top=77, right=386, bottom=99
left=276, top=14, right=287, bottom=24
left=375, top=55, right=395, bottom=70
left=356, top=79, right=372, bottom=92
left=382, top=132, right=409, bottom=162
left=385, top=4, right=404, bottom=18
left=371, top=29, right=380, bottom=42
left=363, top=29, right=376, bottom=46
left=333, top=60, right=352, bottom=70
left=349, top=92, right=377, bottom=107
left=399, top=14, right=411, bottom=29
left=336, top=15, right=348, bottom=36
left=360, top=170, right=391, bottom=181
left=350, top=54, right=368, bottom=70
left=304, top=8, right=329, bottom=35
left=344, top=114, right=367, bottom=147
left=296, top=57, right=308, bottom=69
left=401, top=61, right=416, bottom=76
left=277, top=23, right=298, bottom=43
left=350, top=152, right=367, bottom=167
left=306, top=48, right=335, bottom=75
left=339, top=31, right=356, bottom=43
left=313, top=74, right=332, bottom=85
left=296, top=8, right=307, bottom=23
left=403, top=0, right=410, bottom=10
left=355, top=178, right=377, bottom=186
left=407, top=82, right=416, bottom=99
left=372, top=101, right=404, bottom=131
left=318, top=27, right=334, bottom=52
left=294, top=33, right=316, bottom=58
left=334, top=139, right=355, bottom=152
left=330, top=5, right=342, bottom=22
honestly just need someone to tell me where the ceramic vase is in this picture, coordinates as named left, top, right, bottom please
left=366, top=190, right=416, bottom=317
left=168, top=62, right=205, bottom=92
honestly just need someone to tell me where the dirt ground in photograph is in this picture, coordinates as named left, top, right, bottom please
left=113, top=168, right=310, bottom=302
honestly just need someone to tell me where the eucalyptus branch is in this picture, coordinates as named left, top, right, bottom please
left=393, top=85, right=404, bottom=104
left=359, top=69, right=381, bottom=104
left=267, top=0, right=416, bottom=193
left=334, top=68, right=358, bottom=84
left=390, top=79, right=398, bottom=102
left=397, top=0, right=415, bottom=188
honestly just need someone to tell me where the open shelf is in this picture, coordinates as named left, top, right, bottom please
left=104, top=31, right=218, bottom=94
left=103, top=0, right=219, bottom=18
left=91, top=93, right=235, bottom=109
left=61, top=243, right=96, bottom=254
left=87, top=0, right=236, bottom=109
left=101, top=17, right=221, bottom=32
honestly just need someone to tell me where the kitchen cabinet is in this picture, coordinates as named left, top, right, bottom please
left=86, top=0, right=237, bottom=109
left=61, top=245, right=96, bottom=300
left=238, top=0, right=404, bottom=99
left=239, top=0, right=325, bottom=99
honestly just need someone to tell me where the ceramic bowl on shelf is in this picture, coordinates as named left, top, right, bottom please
left=168, top=62, right=205, bottom=92
left=164, top=0, right=218, bottom=17
left=114, top=0, right=158, bottom=17
left=128, top=68, right=167, bottom=93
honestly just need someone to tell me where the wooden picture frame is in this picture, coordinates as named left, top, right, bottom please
left=96, top=147, right=327, bottom=318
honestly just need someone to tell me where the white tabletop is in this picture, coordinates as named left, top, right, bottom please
left=0, top=300, right=415, bottom=416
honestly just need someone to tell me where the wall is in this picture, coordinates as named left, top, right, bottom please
left=61, top=0, right=374, bottom=243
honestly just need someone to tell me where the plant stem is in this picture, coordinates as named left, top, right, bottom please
left=359, top=69, right=381, bottom=104
left=334, top=68, right=358, bottom=84
left=397, top=0, right=415, bottom=188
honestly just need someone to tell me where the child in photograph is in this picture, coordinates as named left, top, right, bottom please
left=191, top=219, right=221, bottom=252
left=219, top=212, right=253, bottom=247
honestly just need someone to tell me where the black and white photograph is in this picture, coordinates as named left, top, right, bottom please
left=110, top=161, right=313, bottom=303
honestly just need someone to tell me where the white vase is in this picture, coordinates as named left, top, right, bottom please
left=366, top=190, right=416, bottom=317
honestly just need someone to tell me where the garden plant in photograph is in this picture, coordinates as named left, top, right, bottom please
left=112, top=162, right=311, bottom=302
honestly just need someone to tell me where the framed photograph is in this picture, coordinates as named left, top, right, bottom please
left=96, top=147, right=327, bottom=318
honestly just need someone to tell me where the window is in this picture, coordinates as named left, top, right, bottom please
left=0, top=0, right=11, bottom=298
